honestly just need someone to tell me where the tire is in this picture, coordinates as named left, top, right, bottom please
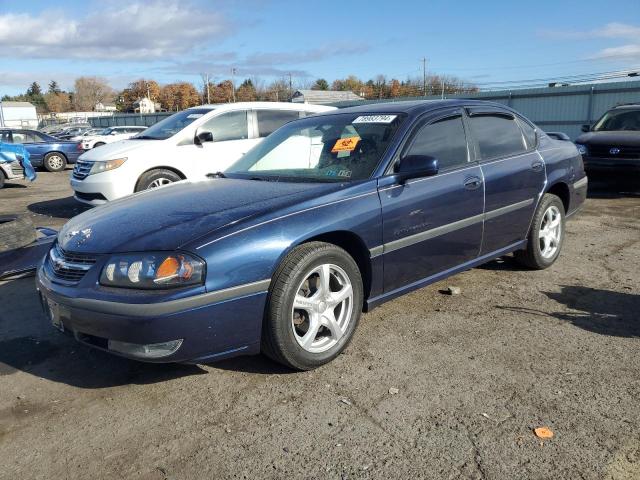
left=262, top=241, right=363, bottom=370
left=514, top=193, right=565, bottom=269
left=0, top=215, right=36, bottom=253
left=43, top=152, right=67, bottom=172
left=93, top=142, right=105, bottom=148
left=135, top=169, right=182, bottom=192
left=0, top=173, right=4, bottom=189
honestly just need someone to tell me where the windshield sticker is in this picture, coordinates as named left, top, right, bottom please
left=353, top=115, right=397, bottom=124
left=186, top=113, right=204, bottom=119
left=331, top=136, right=360, bottom=153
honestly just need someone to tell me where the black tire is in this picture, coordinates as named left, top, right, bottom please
left=262, top=242, right=363, bottom=370
left=93, top=142, right=105, bottom=148
left=135, top=169, right=182, bottom=192
left=0, top=173, right=5, bottom=189
left=514, top=193, right=565, bottom=269
left=0, top=215, right=36, bottom=252
left=43, top=152, right=67, bottom=172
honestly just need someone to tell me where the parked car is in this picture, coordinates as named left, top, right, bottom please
left=69, top=128, right=102, bottom=142
left=70, top=102, right=335, bottom=205
left=56, top=126, right=93, bottom=140
left=0, top=128, right=82, bottom=171
left=576, top=103, right=640, bottom=172
left=37, top=100, right=587, bottom=369
left=80, top=126, right=148, bottom=150
left=0, top=158, right=24, bottom=187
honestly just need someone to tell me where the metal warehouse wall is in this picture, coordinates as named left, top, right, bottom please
left=330, top=80, right=640, bottom=139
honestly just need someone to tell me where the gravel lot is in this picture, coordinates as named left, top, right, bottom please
left=0, top=169, right=638, bottom=479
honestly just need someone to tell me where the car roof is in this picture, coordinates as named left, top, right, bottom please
left=319, top=99, right=513, bottom=116
left=191, top=102, right=335, bottom=112
left=612, top=103, right=640, bottom=110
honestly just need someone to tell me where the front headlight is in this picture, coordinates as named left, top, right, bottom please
left=89, top=157, right=127, bottom=175
left=99, top=252, right=205, bottom=289
left=575, top=143, right=588, bottom=156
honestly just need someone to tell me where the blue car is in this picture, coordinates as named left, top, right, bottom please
left=0, top=128, right=82, bottom=172
left=36, top=100, right=587, bottom=370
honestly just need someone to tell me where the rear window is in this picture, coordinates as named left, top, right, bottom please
left=257, top=110, right=300, bottom=137
left=468, top=114, right=527, bottom=160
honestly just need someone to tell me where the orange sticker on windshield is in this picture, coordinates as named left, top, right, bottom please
left=331, top=136, right=360, bottom=153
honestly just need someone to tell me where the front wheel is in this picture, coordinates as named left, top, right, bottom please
left=514, top=193, right=565, bottom=269
left=262, top=242, right=363, bottom=370
left=93, top=142, right=105, bottom=148
left=135, top=169, right=182, bottom=192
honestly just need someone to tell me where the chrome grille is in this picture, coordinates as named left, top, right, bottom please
left=10, top=161, right=24, bottom=176
left=47, top=244, right=97, bottom=283
left=72, top=160, right=94, bottom=180
left=588, top=145, right=640, bottom=159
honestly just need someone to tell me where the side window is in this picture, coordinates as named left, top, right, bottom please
left=517, top=117, right=537, bottom=149
left=405, top=115, right=469, bottom=170
left=200, top=110, right=248, bottom=142
left=256, top=110, right=300, bottom=137
left=12, top=131, right=28, bottom=144
left=0, top=131, right=12, bottom=143
left=468, top=114, right=527, bottom=160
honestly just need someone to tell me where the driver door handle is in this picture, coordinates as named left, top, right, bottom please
left=463, top=176, right=482, bottom=190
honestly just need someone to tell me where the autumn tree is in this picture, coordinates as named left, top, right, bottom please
left=389, top=79, right=401, bottom=98
left=73, top=76, right=114, bottom=111
left=44, top=92, right=71, bottom=112
left=159, top=82, right=200, bottom=111
left=210, top=80, right=234, bottom=103
left=121, top=79, right=161, bottom=110
left=236, top=79, right=257, bottom=102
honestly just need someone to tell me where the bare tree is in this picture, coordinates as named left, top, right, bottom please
left=73, top=76, right=114, bottom=111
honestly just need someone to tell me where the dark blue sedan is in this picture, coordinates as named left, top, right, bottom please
left=0, top=128, right=82, bottom=172
left=36, top=100, right=588, bottom=370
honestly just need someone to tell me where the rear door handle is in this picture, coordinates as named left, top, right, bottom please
left=531, top=161, right=544, bottom=172
left=463, top=176, right=482, bottom=190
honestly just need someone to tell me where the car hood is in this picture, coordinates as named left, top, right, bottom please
left=58, top=178, right=341, bottom=254
left=575, top=131, right=640, bottom=147
left=79, top=139, right=153, bottom=160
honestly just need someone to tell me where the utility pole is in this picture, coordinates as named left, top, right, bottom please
left=231, top=68, right=237, bottom=102
left=441, top=78, right=445, bottom=99
left=206, top=74, right=210, bottom=104
left=288, top=73, right=293, bottom=101
left=422, top=57, right=427, bottom=97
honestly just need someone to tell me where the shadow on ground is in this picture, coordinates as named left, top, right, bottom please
left=0, top=277, right=207, bottom=388
left=500, top=285, right=640, bottom=338
left=586, top=171, right=640, bottom=199
left=28, top=196, right=91, bottom=220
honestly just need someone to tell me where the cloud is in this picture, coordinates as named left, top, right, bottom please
left=0, top=1, right=231, bottom=60
left=538, top=22, right=640, bottom=63
left=244, top=43, right=370, bottom=66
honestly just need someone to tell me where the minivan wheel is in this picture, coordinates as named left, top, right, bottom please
left=93, top=142, right=105, bottom=148
left=514, top=193, right=565, bottom=269
left=43, top=153, right=67, bottom=172
left=262, top=242, right=363, bottom=370
left=135, top=169, right=182, bottom=192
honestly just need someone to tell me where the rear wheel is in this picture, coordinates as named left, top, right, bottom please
left=262, top=242, right=363, bottom=370
left=135, top=169, right=182, bottom=192
left=43, top=153, right=67, bottom=172
left=93, top=142, right=105, bottom=148
left=0, top=173, right=4, bottom=189
left=514, top=193, right=565, bottom=269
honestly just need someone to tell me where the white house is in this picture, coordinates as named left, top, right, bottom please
left=133, top=97, right=156, bottom=114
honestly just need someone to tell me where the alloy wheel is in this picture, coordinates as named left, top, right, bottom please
left=147, top=178, right=173, bottom=189
left=47, top=155, right=64, bottom=170
left=291, top=263, right=354, bottom=354
left=539, top=205, right=562, bottom=259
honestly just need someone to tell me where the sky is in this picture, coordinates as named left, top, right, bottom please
left=0, top=0, right=639, bottom=96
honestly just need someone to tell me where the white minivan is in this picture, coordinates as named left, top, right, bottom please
left=70, top=102, right=335, bottom=205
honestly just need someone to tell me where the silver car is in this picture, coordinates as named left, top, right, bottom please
left=0, top=160, right=24, bottom=188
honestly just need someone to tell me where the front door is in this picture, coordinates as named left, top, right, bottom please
left=379, top=109, right=484, bottom=293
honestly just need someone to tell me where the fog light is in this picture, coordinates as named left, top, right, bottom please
left=108, top=339, right=183, bottom=359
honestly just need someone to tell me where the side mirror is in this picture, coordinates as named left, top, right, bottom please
left=581, top=124, right=591, bottom=133
left=395, top=155, right=439, bottom=182
left=194, top=130, right=213, bottom=146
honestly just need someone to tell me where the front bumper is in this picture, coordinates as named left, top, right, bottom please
left=36, top=266, right=268, bottom=363
left=70, top=171, right=134, bottom=205
left=583, top=156, right=640, bottom=171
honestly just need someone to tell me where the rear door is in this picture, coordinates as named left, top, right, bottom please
left=379, top=108, right=484, bottom=292
left=465, top=108, right=545, bottom=255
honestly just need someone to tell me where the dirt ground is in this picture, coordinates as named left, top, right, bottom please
left=0, top=169, right=638, bottom=480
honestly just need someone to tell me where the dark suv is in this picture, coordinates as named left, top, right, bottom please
left=575, top=104, right=640, bottom=172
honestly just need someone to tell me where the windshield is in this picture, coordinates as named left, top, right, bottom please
left=98, top=128, right=113, bottom=135
left=593, top=109, right=640, bottom=132
left=133, top=108, right=214, bottom=140
left=226, top=113, right=404, bottom=182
